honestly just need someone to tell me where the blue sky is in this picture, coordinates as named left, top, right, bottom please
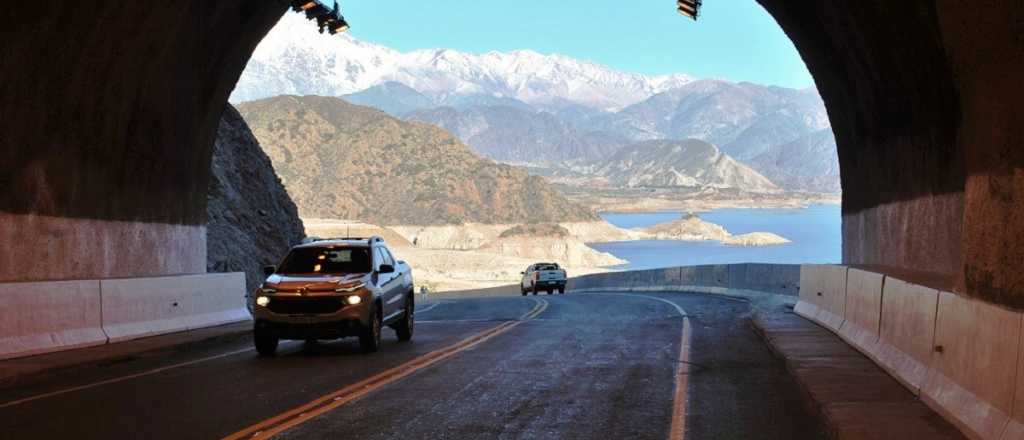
left=330, top=0, right=813, bottom=89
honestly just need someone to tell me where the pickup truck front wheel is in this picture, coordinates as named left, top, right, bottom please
left=254, top=328, right=278, bottom=357
left=360, top=306, right=382, bottom=353
left=394, top=297, right=414, bottom=342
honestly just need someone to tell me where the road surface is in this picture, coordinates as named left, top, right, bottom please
left=0, top=291, right=823, bottom=439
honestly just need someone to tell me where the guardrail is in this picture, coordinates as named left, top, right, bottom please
left=567, top=263, right=801, bottom=297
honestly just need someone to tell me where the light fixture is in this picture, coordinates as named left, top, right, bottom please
left=677, top=0, right=702, bottom=20
left=328, top=17, right=350, bottom=35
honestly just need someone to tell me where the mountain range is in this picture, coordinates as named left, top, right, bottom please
left=232, top=13, right=692, bottom=111
left=236, top=96, right=599, bottom=226
left=232, top=12, right=840, bottom=194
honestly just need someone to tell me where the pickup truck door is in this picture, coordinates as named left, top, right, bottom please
left=378, top=247, right=405, bottom=320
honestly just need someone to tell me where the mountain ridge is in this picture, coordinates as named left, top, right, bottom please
left=232, top=13, right=693, bottom=110
left=237, top=95, right=600, bottom=226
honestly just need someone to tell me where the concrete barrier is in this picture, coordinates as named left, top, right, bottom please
left=922, top=292, right=1022, bottom=440
left=182, top=272, right=249, bottom=330
left=566, top=263, right=801, bottom=297
left=815, top=265, right=849, bottom=332
left=794, top=264, right=825, bottom=321
left=874, top=277, right=940, bottom=395
left=101, top=273, right=249, bottom=343
left=838, top=268, right=885, bottom=358
left=0, top=280, right=108, bottom=360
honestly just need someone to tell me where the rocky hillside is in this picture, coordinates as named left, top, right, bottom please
left=749, top=128, right=841, bottom=193
left=406, top=104, right=627, bottom=164
left=237, top=96, right=598, bottom=225
left=207, top=105, right=305, bottom=292
left=585, top=139, right=780, bottom=192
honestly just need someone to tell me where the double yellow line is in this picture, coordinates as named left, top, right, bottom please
left=224, top=297, right=548, bottom=440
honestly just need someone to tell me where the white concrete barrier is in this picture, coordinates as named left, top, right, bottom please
left=101, top=273, right=249, bottom=343
left=815, top=265, right=849, bottom=332
left=182, top=272, right=249, bottom=330
left=923, top=292, right=1022, bottom=440
left=874, top=277, right=940, bottom=395
left=795, top=264, right=825, bottom=320
left=838, top=269, right=885, bottom=360
left=0, top=280, right=108, bottom=360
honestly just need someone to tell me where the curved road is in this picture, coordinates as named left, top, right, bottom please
left=0, top=292, right=823, bottom=439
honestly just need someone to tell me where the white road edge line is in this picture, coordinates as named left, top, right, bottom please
left=0, top=341, right=302, bottom=409
left=415, top=302, right=442, bottom=315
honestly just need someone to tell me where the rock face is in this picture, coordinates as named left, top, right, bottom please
left=588, top=139, right=780, bottom=193
left=207, top=105, right=305, bottom=293
left=237, top=95, right=599, bottom=225
left=749, top=129, right=841, bottom=194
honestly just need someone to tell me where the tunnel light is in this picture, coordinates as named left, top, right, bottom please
left=677, top=0, right=702, bottom=20
left=328, top=17, right=350, bottom=35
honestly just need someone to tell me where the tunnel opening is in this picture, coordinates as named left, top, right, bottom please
left=225, top=0, right=844, bottom=294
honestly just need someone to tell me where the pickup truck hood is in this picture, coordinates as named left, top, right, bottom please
left=264, top=273, right=368, bottom=293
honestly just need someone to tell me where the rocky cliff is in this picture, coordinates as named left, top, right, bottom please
left=237, top=95, right=599, bottom=225
left=207, top=105, right=306, bottom=292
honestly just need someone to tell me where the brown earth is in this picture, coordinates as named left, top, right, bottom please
left=237, top=96, right=599, bottom=226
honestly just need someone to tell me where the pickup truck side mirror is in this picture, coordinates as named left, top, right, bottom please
left=378, top=264, right=395, bottom=274
left=520, top=271, right=525, bottom=275
left=263, top=265, right=277, bottom=277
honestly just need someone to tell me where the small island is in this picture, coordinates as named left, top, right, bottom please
left=640, top=213, right=790, bottom=247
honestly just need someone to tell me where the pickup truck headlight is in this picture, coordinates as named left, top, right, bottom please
left=345, top=295, right=362, bottom=305
left=255, top=296, right=271, bottom=307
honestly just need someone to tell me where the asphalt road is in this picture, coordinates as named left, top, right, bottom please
left=0, top=292, right=823, bottom=439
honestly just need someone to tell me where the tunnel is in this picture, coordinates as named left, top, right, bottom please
left=2, top=1, right=1021, bottom=307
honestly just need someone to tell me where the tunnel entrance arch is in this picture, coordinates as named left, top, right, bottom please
left=0, top=1, right=1022, bottom=307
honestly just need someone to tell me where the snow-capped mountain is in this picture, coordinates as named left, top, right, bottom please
left=231, top=13, right=693, bottom=110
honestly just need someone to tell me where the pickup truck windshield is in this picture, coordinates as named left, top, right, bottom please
left=278, top=247, right=372, bottom=274
left=536, top=264, right=560, bottom=271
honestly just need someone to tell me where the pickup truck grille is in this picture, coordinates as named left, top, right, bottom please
left=267, top=297, right=345, bottom=315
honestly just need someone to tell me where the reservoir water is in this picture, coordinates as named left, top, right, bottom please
left=593, top=204, right=841, bottom=270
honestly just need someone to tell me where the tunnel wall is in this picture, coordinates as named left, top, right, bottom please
left=0, top=1, right=287, bottom=282
left=758, top=0, right=1024, bottom=307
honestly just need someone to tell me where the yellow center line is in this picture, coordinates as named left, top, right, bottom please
left=669, top=316, right=692, bottom=440
left=223, top=296, right=548, bottom=440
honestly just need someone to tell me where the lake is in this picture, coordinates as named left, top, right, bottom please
left=592, top=204, right=842, bottom=270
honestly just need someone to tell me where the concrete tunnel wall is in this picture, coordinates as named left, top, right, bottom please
left=1, top=2, right=1022, bottom=307
left=0, top=1, right=287, bottom=282
left=757, top=0, right=1024, bottom=307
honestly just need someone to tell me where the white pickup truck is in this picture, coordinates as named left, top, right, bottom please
left=520, top=263, right=567, bottom=295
